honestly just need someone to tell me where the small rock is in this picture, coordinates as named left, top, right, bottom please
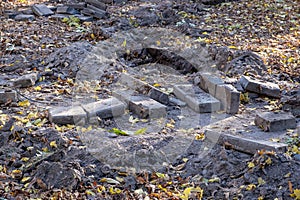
left=254, top=111, right=296, bottom=132
left=0, top=90, right=17, bottom=104
left=56, top=6, right=80, bottom=15
left=13, top=73, right=37, bottom=88
left=293, top=154, right=300, bottom=162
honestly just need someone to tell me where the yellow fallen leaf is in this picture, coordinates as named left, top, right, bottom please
left=258, top=177, right=266, bottom=185
left=195, top=133, right=206, bottom=141
left=21, top=157, right=29, bottom=162
left=265, top=157, right=272, bottom=165
left=34, top=86, right=42, bottom=91
left=180, top=186, right=203, bottom=200
left=246, top=184, right=256, bottom=191
left=21, top=176, right=31, bottom=183
left=50, top=141, right=57, bottom=148
left=153, top=83, right=161, bottom=87
left=248, top=162, right=255, bottom=168
left=18, top=100, right=30, bottom=107
left=291, top=189, right=300, bottom=199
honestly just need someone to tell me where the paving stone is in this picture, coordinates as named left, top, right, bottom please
left=112, top=89, right=166, bottom=118
left=215, top=84, right=240, bottom=114
left=205, top=129, right=288, bottom=154
left=48, top=106, right=87, bottom=125
left=13, top=73, right=37, bottom=88
left=14, top=14, right=35, bottom=21
left=0, top=90, right=17, bottom=104
left=32, top=4, right=54, bottom=16
left=56, top=6, right=80, bottom=15
left=254, top=112, right=296, bottom=132
left=173, top=84, right=220, bottom=113
left=86, top=0, right=107, bottom=10
left=118, top=73, right=170, bottom=104
left=239, top=75, right=280, bottom=98
left=81, top=97, right=125, bottom=121
left=198, top=72, right=224, bottom=96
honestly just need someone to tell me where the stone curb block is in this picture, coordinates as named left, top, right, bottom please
left=215, top=84, right=240, bottom=114
left=112, top=89, right=166, bottom=118
left=32, top=4, right=54, bottom=16
left=173, top=84, right=220, bottom=113
left=205, top=129, right=288, bottom=154
left=254, top=112, right=296, bottom=132
left=49, top=106, right=87, bottom=125
left=81, top=97, right=125, bottom=122
left=239, top=75, right=280, bottom=98
left=13, top=73, right=37, bottom=88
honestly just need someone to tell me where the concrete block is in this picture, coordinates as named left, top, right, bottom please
left=254, top=112, right=296, bottom=132
left=282, top=93, right=300, bottom=117
left=32, top=4, right=54, bottom=16
left=239, top=75, right=280, bottom=98
left=86, top=0, right=107, bottom=10
left=48, top=106, right=87, bottom=125
left=173, top=84, right=220, bottom=113
left=14, top=14, right=35, bottom=21
left=0, top=90, right=17, bottom=104
left=13, top=73, right=37, bottom=88
left=82, top=97, right=125, bottom=120
left=76, top=15, right=94, bottom=22
left=56, top=6, right=80, bottom=15
left=112, top=89, right=166, bottom=118
left=205, top=130, right=287, bottom=154
left=128, top=96, right=167, bottom=119
left=199, top=72, right=224, bottom=96
left=215, top=84, right=240, bottom=114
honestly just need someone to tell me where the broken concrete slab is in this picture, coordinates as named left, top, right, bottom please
left=48, top=106, right=87, bottom=125
left=281, top=92, right=300, bottom=117
left=112, top=89, right=166, bottom=118
left=56, top=6, right=80, bottom=15
left=86, top=0, right=107, bottom=10
left=215, top=84, right=240, bottom=114
left=254, top=112, right=296, bottom=132
left=81, top=97, right=125, bottom=121
left=239, top=75, right=280, bottom=98
left=14, top=14, right=35, bottom=21
left=0, top=90, right=17, bottom=104
left=32, top=4, right=54, bottom=16
left=198, top=72, right=224, bottom=96
left=13, top=73, right=37, bottom=88
left=205, top=130, right=287, bottom=154
left=173, top=84, right=220, bottom=113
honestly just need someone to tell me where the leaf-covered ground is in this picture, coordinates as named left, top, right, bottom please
left=0, top=0, right=300, bottom=199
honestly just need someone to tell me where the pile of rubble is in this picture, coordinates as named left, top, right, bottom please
left=3, top=0, right=115, bottom=22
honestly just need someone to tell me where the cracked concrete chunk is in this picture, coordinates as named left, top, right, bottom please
left=254, top=112, right=296, bottom=132
left=48, top=106, right=87, bottom=125
left=14, top=14, right=35, bottom=21
left=239, top=75, right=280, bottom=98
left=13, top=73, right=37, bottom=88
left=82, top=97, right=125, bottom=120
left=173, top=84, right=220, bottom=113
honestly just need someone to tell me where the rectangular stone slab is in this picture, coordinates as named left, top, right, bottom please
left=199, top=72, right=224, bottom=96
left=86, top=0, right=107, bottom=10
left=215, top=84, right=240, bottom=114
left=48, top=106, right=87, bottom=125
left=32, top=4, right=54, bottom=16
left=112, top=89, right=166, bottom=118
left=173, top=84, right=220, bottom=113
left=81, top=97, right=125, bottom=120
left=254, top=112, right=296, bottom=132
left=239, top=75, right=280, bottom=98
left=205, top=130, right=288, bottom=154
